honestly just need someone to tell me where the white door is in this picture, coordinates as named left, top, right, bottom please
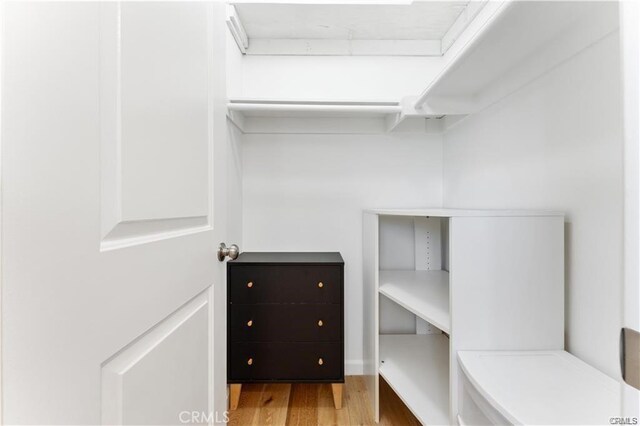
left=1, top=2, right=240, bottom=424
left=621, top=0, right=640, bottom=420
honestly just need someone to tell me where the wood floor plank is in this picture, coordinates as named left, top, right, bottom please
left=286, top=383, right=319, bottom=426
left=228, top=376, right=417, bottom=426
left=228, top=383, right=265, bottom=426
left=344, top=376, right=374, bottom=426
left=379, top=377, right=420, bottom=426
left=317, top=383, right=351, bottom=426
left=256, top=383, right=292, bottom=426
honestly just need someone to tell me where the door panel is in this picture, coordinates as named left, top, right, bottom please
left=119, top=3, right=210, bottom=223
left=1, top=2, right=233, bottom=424
left=102, top=291, right=211, bottom=425
left=100, top=2, right=212, bottom=250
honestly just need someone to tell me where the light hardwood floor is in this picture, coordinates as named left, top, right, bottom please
left=228, top=376, right=420, bottom=426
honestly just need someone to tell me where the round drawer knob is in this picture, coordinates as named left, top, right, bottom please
left=247, top=282, right=253, bottom=288
left=318, top=282, right=324, bottom=288
left=318, top=320, right=324, bottom=327
left=247, top=358, right=253, bottom=366
left=318, top=358, right=324, bottom=366
left=247, top=320, right=253, bottom=327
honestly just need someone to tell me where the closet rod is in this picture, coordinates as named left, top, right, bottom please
left=227, top=103, right=402, bottom=114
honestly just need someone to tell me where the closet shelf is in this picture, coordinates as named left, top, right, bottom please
left=414, top=1, right=618, bottom=113
left=379, top=270, right=450, bottom=333
left=380, top=334, right=449, bottom=426
left=228, top=99, right=401, bottom=116
left=226, top=99, right=441, bottom=134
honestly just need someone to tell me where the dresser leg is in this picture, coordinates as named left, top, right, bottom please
left=229, top=384, right=242, bottom=411
left=331, top=383, right=343, bottom=409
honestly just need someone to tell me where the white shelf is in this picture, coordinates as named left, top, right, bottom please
left=366, top=208, right=564, bottom=218
left=228, top=99, right=402, bottom=117
left=380, top=334, right=450, bottom=426
left=379, top=270, right=450, bottom=334
left=227, top=98, right=440, bottom=134
left=415, top=1, right=618, bottom=113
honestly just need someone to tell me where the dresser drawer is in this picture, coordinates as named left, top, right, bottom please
left=230, top=304, right=341, bottom=342
left=229, top=341, right=343, bottom=382
left=228, top=265, right=342, bottom=304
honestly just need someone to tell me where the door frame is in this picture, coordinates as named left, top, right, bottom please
left=1, top=0, right=5, bottom=421
left=621, top=0, right=640, bottom=418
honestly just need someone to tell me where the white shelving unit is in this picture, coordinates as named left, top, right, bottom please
left=363, top=208, right=565, bottom=424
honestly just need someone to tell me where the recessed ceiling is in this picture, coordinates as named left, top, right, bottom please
left=227, top=1, right=483, bottom=56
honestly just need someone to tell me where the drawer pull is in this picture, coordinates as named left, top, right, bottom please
left=247, top=358, right=253, bottom=366
left=318, top=320, right=324, bottom=327
left=247, top=320, right=253, bottom=327
left=247, top=282, right=253, bottom=288
left=318, top=358, right=324, bottom=366
left=318, top=282, right=324, bottom=288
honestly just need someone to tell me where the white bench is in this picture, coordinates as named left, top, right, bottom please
left=457, top=351, right=620, bottom=425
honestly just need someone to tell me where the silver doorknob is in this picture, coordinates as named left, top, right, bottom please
left=217, top=243, right=239, bottom=262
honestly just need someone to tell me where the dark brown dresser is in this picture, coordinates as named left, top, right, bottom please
left=227, top=252, right=345, bottom=410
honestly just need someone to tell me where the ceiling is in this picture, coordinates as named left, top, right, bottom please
left=228, top=1, right=479, bottom=56
left=233, top=1, right=470, bottom=40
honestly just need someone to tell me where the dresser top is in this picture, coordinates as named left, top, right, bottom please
left=230, top=252, right=344, bottom=265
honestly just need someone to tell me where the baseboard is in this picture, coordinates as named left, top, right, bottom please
left=345, top=359, right=364, bottom=376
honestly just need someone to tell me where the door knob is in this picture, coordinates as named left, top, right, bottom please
left=217, top=243, right=240, bottom=262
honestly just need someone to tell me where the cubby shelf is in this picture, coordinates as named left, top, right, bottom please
left=379, top=270, right=450, bottom=334
left=379, top=334, right=450, bottom=426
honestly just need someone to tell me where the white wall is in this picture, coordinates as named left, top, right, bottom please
left=443, top=31, right=623, bottom=378
left=226, top=19, right=245, bottom=244
left=232, top=55, right=441, bottom=100
left=226, top=21, right=244, bottom=102
left=241, top=133, right=443, bottom=373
